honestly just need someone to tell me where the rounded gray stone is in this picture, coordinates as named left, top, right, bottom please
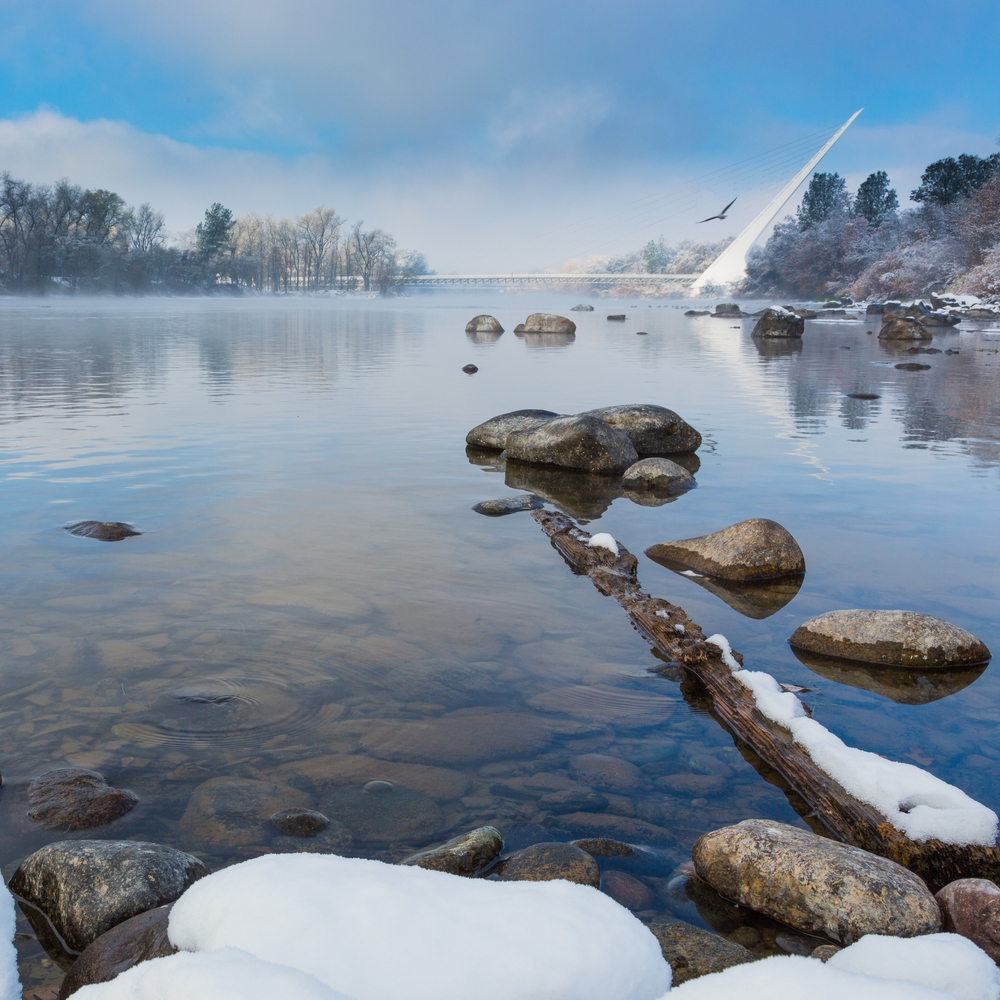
left=401, top=825, right=504, bottom=876
left=27, top=768, right=139, bottom=832
left=621, top=457, right=695, bottom=493
left=580, top=404, right=702, bottom=455
left=751, top=308, right=804, bottom=338
left=497, top=842, right=600, bottom=887
left=647, top=922, right=754, bottom=984
left=465, top=314, right=504, bottom=334
left=504, top=415, right=637, bottom=473
left=521, top=313, right=576, bottom=334
left=879, top=317, right=932, bottom=340
left=465, top=409, right=560, bottom=450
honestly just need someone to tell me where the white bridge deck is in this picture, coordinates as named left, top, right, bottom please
left=401, top=272, right=697, bottom=287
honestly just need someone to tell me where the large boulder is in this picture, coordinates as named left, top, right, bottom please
left=401, top=826, right=504, bottom=876
left=10, top=840, right=207, bottom=954
left=935, top=878, right=1000, bottom=964
left=465, top=314, right=504, bottom=334
left=521, top=313, right=576, bottom=335
left=504, top=415, right=638, bottom=473
left=621, top=458, right=695, bottom=493
left=26, top=768, right=139, bottom=831
left=580, top=404, right=702, bottom=455
left=58, top=905, right=175, bottom=998
left=712, top=303, right=743, bottom=318
left=497, top=843, right=601, bottom=887
left=751, top=308, right=804, bottom=339
left=645, top=518, right=805, bottom=582
left=647, top=922, right=754, bottom=984
left=879, top=316, right=932, bottom=340
left=788, top=610, right=991, bottom=668
left=692, top=820, right=941, bottom=945
left=465, top=409, right=560, bottom=450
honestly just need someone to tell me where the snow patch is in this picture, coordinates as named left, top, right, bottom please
left=588, top=533, right=619, bottom=556
left=705, top=634, right=997, bottom=845
left=679, top=570, right=704, bottom=577
left=674, top=624, right=686, bottom=634
left=0, top=883, right=17, bottom=1000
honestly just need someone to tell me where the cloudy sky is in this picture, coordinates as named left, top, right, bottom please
left=1, top=0, right=998, bottom=271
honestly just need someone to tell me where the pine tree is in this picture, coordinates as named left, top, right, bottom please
left=911, top=153, right=1000, bottom=205
left=853, top=171, right=899, bottom=226
left=195, top=203, right=235, bottom=261
left=797, top=173, right=850, bottom=229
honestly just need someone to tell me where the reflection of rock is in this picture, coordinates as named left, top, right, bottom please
left=622, top=458, right=695, bottom=493
left=693, top=820, right=940, bottom=945
left=668, top=453, right=701, bottom=475
left=465, top=314, right=504, bottom=334
left=522, top=330, right=576, bottom=348
left=465, top=445, right=506, bottom=470
left=472, top=495, right=545, bottom=516
left=66, top=521, right=140, bottom=542
left=498, top=843, right=600, bottom=887
left=645, top=518, right=805, bottom=582
left=522, top=313, right=576, bottom=334
left=669, top=572, right=804, bottom=620
left=466, top=329, right=503, bottom=345
left=647, top=922, right=753, bottom=985
left=751, top=308, right=804, bottom=338
left=753, top=336, right=803, bottom=360
left=505, top=415, right=637, bottom=473
left=320, top=782, right=444, bottom=844
left=27, top=768, right=139, bottom=831
left=401, top=825, right=504, bottom=875
left=465, top=409, right=559, bottom=449
left=581, top=404, right=702, bottom=455
left=571, top=303, right=594, bottom=311
left=505, top=460, right=621, bottom=520
left=789, top=646, right=987, bottom=704
left=789, top=610, right=990, bottom=668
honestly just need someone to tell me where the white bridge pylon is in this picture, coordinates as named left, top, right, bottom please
left=691, top=108, right=864, bottom=294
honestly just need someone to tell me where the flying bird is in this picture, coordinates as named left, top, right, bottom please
left=699, top=197, right=737, bottom=223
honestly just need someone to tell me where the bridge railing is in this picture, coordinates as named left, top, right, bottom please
left=399, top=273, right=698, bottom=287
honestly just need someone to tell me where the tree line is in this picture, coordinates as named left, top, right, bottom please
left=743, top=150, right=1000, bottom=300
left=0, top=174, right=428, bottom=295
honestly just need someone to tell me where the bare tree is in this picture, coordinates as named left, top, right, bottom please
left=297, top=206, right=342, bottom=290
left=351, top=222, right=397, bottom=291
left=123, top=203, right=166, bottom=253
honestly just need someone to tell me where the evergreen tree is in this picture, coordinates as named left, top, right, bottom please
left=797, top=173, right=850, bottom=229
left=911, top=153, right=1000, bottom=205
left=195, top=202, right=235, bottom=261
left=853, top=171, right=898, bottom=226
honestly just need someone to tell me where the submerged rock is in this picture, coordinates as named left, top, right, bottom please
left=26, top=768, right=139, bottom=831
left=879, top=317, right=932, bottom=340
left=504, top=415, right=638, bottom=473
left=521, top=313, right=576, bottom=335
left=751, top=308, right=804, bottom=339
left=401, top=825, right=504, bottom=875
left=645, top=518, right=805, bottom=582
left=65, top=521, right=140, bottom=542
left=320, top=782, right=444, bottom=844
left=647, top=922, right=754, bottom=984
left=935, top=878, right=1000, bottom=964
left=497, top=842, right=600, bottom=887
left=465, top=314, right=503, bottom=334
left=465, top=409, right=560, bottom=450
left=58, top=905, right=175, bottom=998
left=269, top=808, right=330, bottom=837
left=788, top=610, right=991, bottom=668
left=621, top=457, right=695, bottom=493
left=472, top=494, right=545, bottom=517
left=895, top=362, right=931, bottom=371
left=601, top=870, right=655, bottom=910
left=571, top=303, right=594, bottom=311
left=692, top=819, right=941, bottom=945
left=572, top=838, right=634, bottom=858
left=10, top=840, right=207, bottom=954
left=580, top=403, right=702, bottom=455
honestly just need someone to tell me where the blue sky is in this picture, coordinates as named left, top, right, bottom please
left=1, top=0, right=998, bottom=270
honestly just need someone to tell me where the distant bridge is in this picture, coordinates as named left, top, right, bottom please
left=401, top=272, right=698, bottom=288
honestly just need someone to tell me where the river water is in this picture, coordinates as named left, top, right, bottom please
left=1, top=296, right=998, bottom=986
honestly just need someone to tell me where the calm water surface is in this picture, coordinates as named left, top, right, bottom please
left=1, top=296, right=998, bottom=984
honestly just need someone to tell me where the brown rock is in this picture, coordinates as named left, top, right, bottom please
left=521, top=313, right=576, bottom=335
left=751, top=308, right=804, bottom=338
left=465, top=409, right=560, bottom=450
left=552, top=813, right=674, bottom=846
left=401, top=826, right=504, bottom=876
left=935, top=878, right=1000, bottom=963
left=645, top=518, right=805, bottom=582
left=789, top=610, right=991, bottom=668
left=811, top=944, right=842, bottom=962
left=656, top=774, right=726, bottom=796
left=570, top=754, right=642, bottom=793
left=498, top=842, right=600, bottom=887
left=572, top=837, right=634, bottom=857
left=601, top=870, right=655, bottom=910
left=693, top=819, right=941, bottom=945
left=269, top=808, right=330, bottom=837
left=580, top=404, right=702, bottom=455
left=647, top=922, right=754, bottom=984
left=27, top=768, right=139, bottom=831
left=505, top=415, right=638, bottom=473
left=58, top=905, right=175, bottom=998
left=465, top=314, right=504, bottom=334
left=879, top=317, right=932, bottom=340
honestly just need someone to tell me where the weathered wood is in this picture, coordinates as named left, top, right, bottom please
left=532, top=508, right=1000, bottom=891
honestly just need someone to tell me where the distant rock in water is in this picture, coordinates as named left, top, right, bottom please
left=794, top=308, right=818, bottom=319
left=866, top=303, right=887, bottom=314
left=464, top=314, right=504, bottom=334
left=465, top=409, right=560, bottom=450
left=580, top=403, right=702, bottom=455
left=521, top=313, right=576, bottom=335
left=472, top=495, right=545, bottom=517
left=789, top=610, right=991, bottom=668
left=66, top=521, right=141, bottom=542
left=636, top=330, right=648, bottom=335
left=504, top=415, right=637, bottom=473
left=607, top=314, right=626, bottom=321
left=571, top=303, right=594, bottom=311
left=895, top=362, right=931, bottom=371
left=685, top=309, right=710, bottom=316
left=751, top=308, right=804, bottom=339
left=645, top=518, right=805, bottom=582
left=879, top=317, right=932, bottom=340
left=27, top=767, right=139, bottom=831
left=919, top=310, right=960, bottom=327
left=621, top=457, right=695, bottom=493
left=846, top=392, right=880, bottom=400
left=513, top=323, right=526, bottom=333
left=712, top=303, right=743, bottom=318
left=461, top=363, right=479, bottom=374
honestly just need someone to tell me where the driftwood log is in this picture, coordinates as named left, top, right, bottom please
left=532, top=508, right=1000, bottom=891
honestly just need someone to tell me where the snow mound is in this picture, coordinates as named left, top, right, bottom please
left=73, top=948, right=352, bottom=1000
left=0, top=881, right=18, bottom=1000
left=162, top=853, right=670, bottom=1000
left=705, top=634, right=998, bottom=845
left=589, top=532, right=619, bottom=556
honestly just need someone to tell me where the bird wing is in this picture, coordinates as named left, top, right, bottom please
left=698, top=214, right=722, bottom=223
left=721, top=196, right=737, bottom=214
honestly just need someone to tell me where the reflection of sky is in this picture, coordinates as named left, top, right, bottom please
left=0, top=297, right=998, bottom=817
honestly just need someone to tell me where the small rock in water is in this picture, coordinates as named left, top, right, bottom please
left=57, top=904, right=176, bottom=998
left=601, top=870, right=655, bottom=910
left=636, top=330, right=648, bottom=335
left=321, top=782, right=444, bottom=844
left=607, top=314, right=627, bottom=321
left=907, top=346, right=941, bottom=354
left=570, top=754, right=642, bottom=793
left=879, top=317, right=932, bottom=340
left=472, top=494, right=545, bottom=517
left=27, top=768, right=139, bottom=831
left=621, top=457, right=695, bottom=493
left=497, top=842, right=601, bottom=887
left=269, top=808, right=330, bottom=838
left=465, top=409, right=560, bottom=450
left=571, top=837, right=634, bottom=858
left=10, top=840, right=207, bottom=954
left=521, top=313, right=576, bottom=335
left=271, top=825, right=352, bottom=855
left=513, top=323, right=526, bottom=333
left=895, top=362, right=931, bottom=370
left=464, top=314, right=504, bottom=334
left=461, top=363, right=479, bottom=374
left=645, top=518, right=805, bottom=582
left=685, top=309, right=710, bottom=316
left=789, top=610, right=991, bottom=668
left=505, top=415, right=638, bottom=473
left=65, top=521, right=140, bottom=542
left=571, top=303, right=594, bottom=311
left=692, top=819, right=941, bottom=945
left=751, top=308, right=804, bottom=339
left=401, top=825, right=504, bottom=876
left=935, top=878, right=1000, bottom=964
left=580, top=403, right=702, bottom=455
left=647, top=922, right=754, bottom=984
left=846, top=392, right=879, bottom=400
left=712, top=303, right=743, bottom=318
left=539, top=789, right=610, bottom=814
